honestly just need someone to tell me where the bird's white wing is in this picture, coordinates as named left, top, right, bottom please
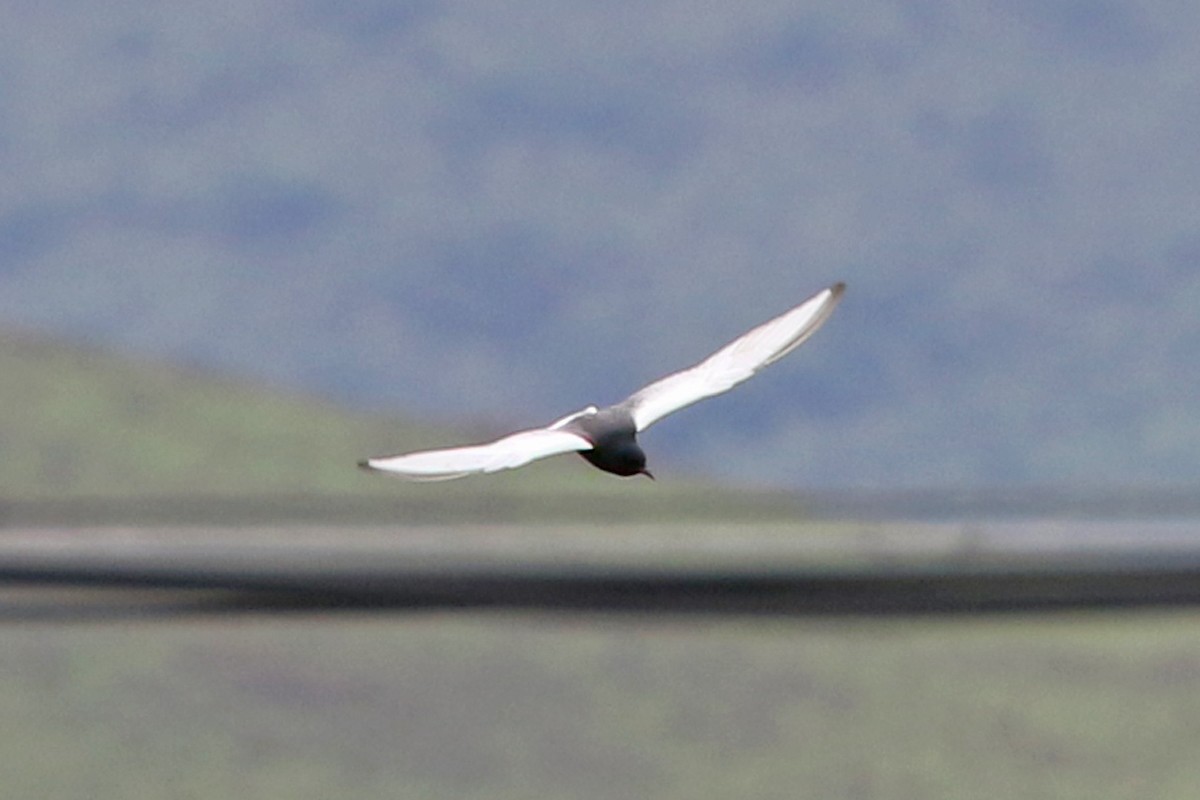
left=621, top=283, right=844, bottom=432
left=360, top=427, right=593, bottom=481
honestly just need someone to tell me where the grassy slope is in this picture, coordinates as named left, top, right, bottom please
left=0, top=331, right=805, bottom=523
left=0, top=332, right=434, bottom=497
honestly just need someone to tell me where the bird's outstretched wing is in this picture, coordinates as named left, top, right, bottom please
left=620, top=283, right=844, bottom=432
left=359, top=427, right=593, bottom=481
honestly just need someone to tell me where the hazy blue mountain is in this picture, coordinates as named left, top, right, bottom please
left=2, top=1, right=1198, bottom=488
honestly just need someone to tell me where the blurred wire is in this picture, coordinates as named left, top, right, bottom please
left=2, top=521, right=1199, bottom=621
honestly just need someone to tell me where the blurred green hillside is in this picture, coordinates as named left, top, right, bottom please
left=0, top=331, right=431, bottom=499
left=0, top=331, right=803, bottom=524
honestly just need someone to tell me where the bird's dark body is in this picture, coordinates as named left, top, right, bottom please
left=563, top=406, right=650, bottom=478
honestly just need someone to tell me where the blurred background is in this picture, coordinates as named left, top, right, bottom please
left=3, top=0, right=1198, bottom=491
left=3, top=2, right=1200, bottom=798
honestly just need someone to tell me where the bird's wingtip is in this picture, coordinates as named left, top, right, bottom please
left=830, top=281, right=846, bottom=296
left=357, top=459, right=377, bottom=472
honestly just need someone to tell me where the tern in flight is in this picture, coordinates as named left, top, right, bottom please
left=360, top=282, right=844, bottom=481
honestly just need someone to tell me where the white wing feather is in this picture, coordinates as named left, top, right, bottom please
left=622, top=283, right=844, bottom=432
left=361, top=427, right=593, bottom=481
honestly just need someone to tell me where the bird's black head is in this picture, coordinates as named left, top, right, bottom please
left=580, top=440, right=654, bottom=479
left=620, top=443, right=654, bottom=480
